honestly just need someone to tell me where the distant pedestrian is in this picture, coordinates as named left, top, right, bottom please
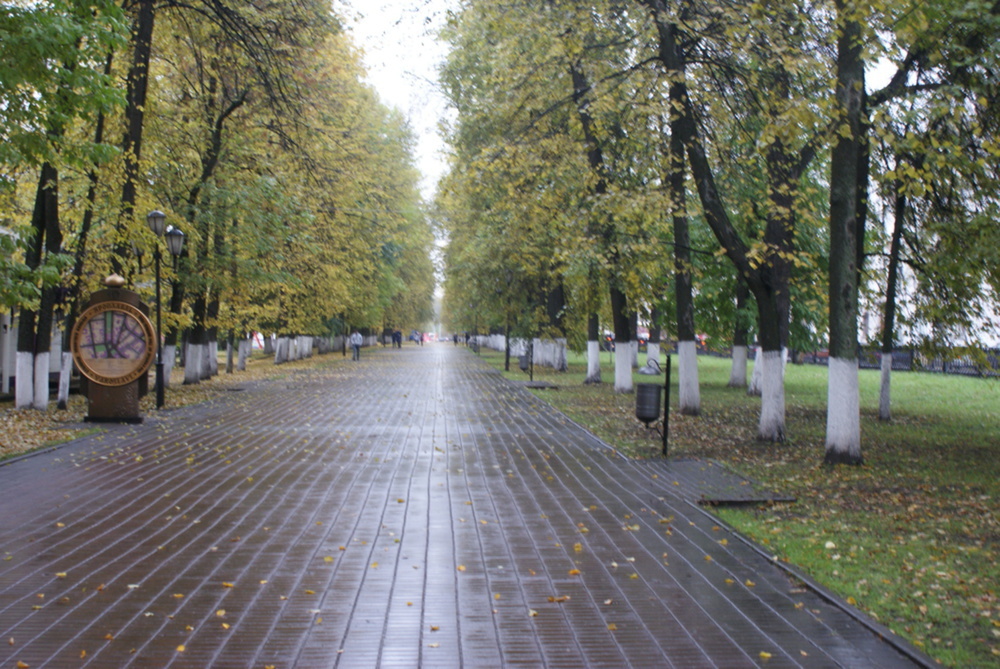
left=350, top=330, right=363, bottom=361
left=393, top=330, right=402, bottom=348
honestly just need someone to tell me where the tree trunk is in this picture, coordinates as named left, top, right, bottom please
left=184, top=341, right=204, bottom=385
left=112, top=0, right=156, bottom=274
left=16, top=162, right=62, bottom=410
left=748, top=344, right=763, bottom=396
left=610, top=286, right=633, bottom=393
left=670, top=104, right=700, bottom=415
left=879, top=176, right=906, bottom=421
left=184, top=294, right=209, bottom=384
left=825, top=1, right=865, bottom=465
left=586, top=314, right=601, bottom=384
left=647, top=306, right=661, bottom=368
left=163, top=344, right=177, bottom=386
left=758, top=350, right=786, bottom=442
left=729, top=280, right=749, bottom=388
left=226, top=331, right=235, bottom=373
left=237, top=336, right=250, bottom=371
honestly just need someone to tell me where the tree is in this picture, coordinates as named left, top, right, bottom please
left=2, top=1, right=126, bottom=409
left=641, top=0, right=830, bottom=441
left=823, top=0, right=866, bottom=465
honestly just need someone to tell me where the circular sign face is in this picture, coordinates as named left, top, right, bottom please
left=71, top=300, right=156, bottom=387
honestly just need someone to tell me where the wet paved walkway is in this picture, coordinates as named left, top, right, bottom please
left=1, top=345, right=931, bottom=668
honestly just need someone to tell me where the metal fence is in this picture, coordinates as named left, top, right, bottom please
left=798, top=347, right=1000, bottom=378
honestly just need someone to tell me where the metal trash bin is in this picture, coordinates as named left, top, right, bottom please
left=519, top=354, right=529, bottom=371
left=635, top=383, right=661, bottom=425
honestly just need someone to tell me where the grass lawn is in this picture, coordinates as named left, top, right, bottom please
left=478, top=346, right=1000, bottom=668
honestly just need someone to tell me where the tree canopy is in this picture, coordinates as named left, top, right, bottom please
left=2, top=0, right=435, bottom=370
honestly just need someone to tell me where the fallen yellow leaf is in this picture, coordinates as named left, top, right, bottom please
left=759, top=651, right=772, bottom=659
left=607, top=623, right=618, bottom=631
left=216, top=609, right=226, bottom=617
left=568, top=569, right=580, bottom=576
left=176, top=645, right=185, bottom=652
left=457, top=565, right=466, bottom=572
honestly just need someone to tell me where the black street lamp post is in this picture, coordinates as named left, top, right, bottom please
left=147, top=210, right=184, bottom=409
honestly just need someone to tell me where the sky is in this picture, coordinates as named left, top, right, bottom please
left=342, top=0, right=456, bottom=201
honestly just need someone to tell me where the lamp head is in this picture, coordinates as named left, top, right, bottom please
left=165, top=226, right=185, bottom=257
left=147, top=210, right=167, bottom=236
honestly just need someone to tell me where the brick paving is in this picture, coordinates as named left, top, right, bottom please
left=0, top=345, right=932, bottom=668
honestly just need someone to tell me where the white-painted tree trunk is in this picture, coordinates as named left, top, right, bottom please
left=646, top=342, right=660, bottom=369
left=274, top=337, right=288, bottom=364
left=184, top=343, right=204, bottom=384
left=225, top=338, right=235, bottom=374
left=0, top=311, right=13, bottom=394
left=15, top=351, right=34, bottom=408
left=826, top=356, right=861, bottom=462
left=879, top=353, right=892, bottom=421
left=163, top=345, right=177, bottom=387
left=207, top=340, right=218, bottom=377
left=757, top=349, right=786, bottom=441
left=553, top=338, right=568, bottom=371
left=629, top=340, right=639, bottom=368
left=57, top=351, right=73, bottom=409
left=677, top=340, right=700, bottom=415
left=237, top=339, right=250, bottom=371
left=536, top=339, right=548, bottom=367
left=32, top=352, right=49, bottom=410
left=729, top=345, right=748, bottom=388
left=614, top=345, right=633, bottom=393
left=747, top=345, right=763, bottom=396
left=586, top=340, right=601, bottom=384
